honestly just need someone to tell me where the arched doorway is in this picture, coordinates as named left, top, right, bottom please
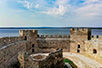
left=93, top=49, right=97, bottom=54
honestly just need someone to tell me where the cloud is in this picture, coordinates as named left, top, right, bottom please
left=41, top=5, right=67, bottom=15
left=18, top=1, right=32, bottom=9
left=18, top=1, right=39, bottom=9
left=35, top=4, right=39, bottom=9
left=76, top=0, right=102, bottom=17
left=40, top=0, right=70, bottom=15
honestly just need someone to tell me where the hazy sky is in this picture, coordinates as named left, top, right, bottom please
left=0, top=0, right=102, bottom=27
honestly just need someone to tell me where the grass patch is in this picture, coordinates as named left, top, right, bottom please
left=64, top=58, right=77, bottom=68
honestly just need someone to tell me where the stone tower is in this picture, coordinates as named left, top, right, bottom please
left=70, top=28, right=91, bottom=53
left=19, top=30, right=38, bottom=41
left=19, top=30, right=38, bottom=54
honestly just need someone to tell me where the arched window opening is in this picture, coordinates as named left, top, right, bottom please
left=24, top=36, right=27, bottom=40
left=77, top=50, right=80, bottom=53
left=97, top=35, right=99, bottom=38
left=93, top=49, right=97, bottom=54
left=78, top=45, right=80, bottom=48
left=72, top=28, right=74, bottom=31
left=32, top=44, right=34, bottom=47
left=32, top=49, right=34, bottom=52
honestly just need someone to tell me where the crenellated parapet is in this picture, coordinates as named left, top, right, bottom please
left=91, top=35, right=102, bottom=40
left=39, top=35, right=70, bottom=38
left=19, top=30, right=38, bottom=37
left=70, top=28, right=90, bottom=34
left=19, top=30, right=38, bottom=41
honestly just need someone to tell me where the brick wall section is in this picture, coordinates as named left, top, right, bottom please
left=0, top=36, right=23, bottom=48
left=0, top=41, right=31, bottom=68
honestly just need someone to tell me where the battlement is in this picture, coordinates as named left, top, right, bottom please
left=19, top=30, right=38, bottom=41
left=39, top=35, right=70, bottom=38
left=70, top=28, right=90, bottom=34
left=91, top=35, right=102, bottom=40
left=19, top=30, right=38, bottom=36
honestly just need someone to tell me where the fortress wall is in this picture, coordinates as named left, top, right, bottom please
left=91, top=35, right=102, bottom=40
left=18, top=49, right=64, bottom=68
left=36, top=38, right=70, bottom=52
left=84, top=41, right=102, bottom=63
left=39, top=35, right=70, bottom=38
left=0, top=36, right=23, bottom=48
left=39, top=48, right=64, bottom=68
left=0, top=41, right=30, bottom=68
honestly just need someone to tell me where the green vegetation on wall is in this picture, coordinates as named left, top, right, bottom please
left=64, top=58, right=77, bottom=68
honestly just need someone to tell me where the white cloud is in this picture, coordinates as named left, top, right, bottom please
left=41, top=5, right=67, bottom=15
left=76, top=0, right=102, bottom=17
left=40, top=0, right=70, bottom=15
left=35, top=4, right=39, bottom=9
left=18, top=1, right=40, bottom=9
left=18, top=1, right=32, bottom=9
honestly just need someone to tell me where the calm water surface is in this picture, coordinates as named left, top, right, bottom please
left=0, top=29, right=102, bottom=38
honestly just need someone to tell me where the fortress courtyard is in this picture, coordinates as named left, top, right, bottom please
left=0, top=28, right=102, bottom=68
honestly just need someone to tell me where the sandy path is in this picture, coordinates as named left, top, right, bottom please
left=63, top=52, right=102, bottom=68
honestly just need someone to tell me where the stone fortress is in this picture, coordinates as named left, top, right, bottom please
left=0, top=28, right=102, bottom=68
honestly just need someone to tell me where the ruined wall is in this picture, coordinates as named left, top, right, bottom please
left=36, top=37, right=70, bottom=53
left=0, top=40, right=31, bottom=68
left=18, top=49, right=64, bottom=68
left=84, top=40, right=102, bottom=63
left=39, top=49, right=64, bottom=68
left=70, top=28, right=91, bottom=53
left=0, top=36, right=23, bottom=48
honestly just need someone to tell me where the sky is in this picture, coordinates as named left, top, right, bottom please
left=0, top=0, right=102, bottom=27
